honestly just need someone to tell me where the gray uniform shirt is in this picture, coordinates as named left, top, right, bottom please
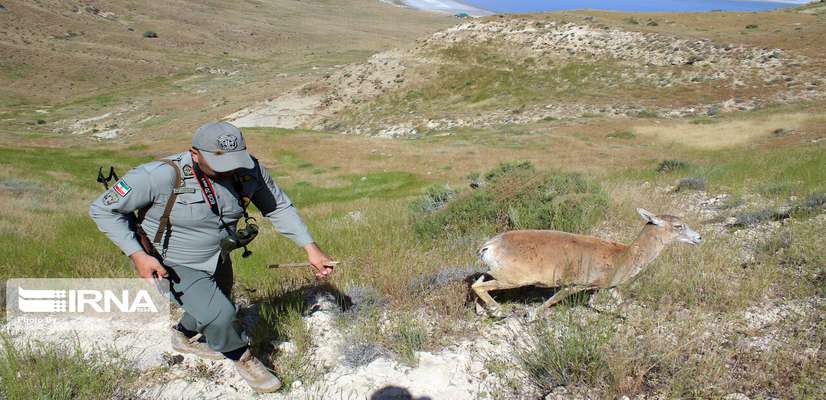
left=89, top=152, right=314, bottom=273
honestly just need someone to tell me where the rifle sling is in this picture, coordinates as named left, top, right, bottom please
left=153, top=159, right=184, bottom=246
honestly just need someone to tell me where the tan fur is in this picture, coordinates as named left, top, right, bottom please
left=472, top=210, right=702, bottom=318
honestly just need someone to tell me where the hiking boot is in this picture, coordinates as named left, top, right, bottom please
left=170, top=327, right=224, bottom=360
left=234, top=349, right=282, bottom=393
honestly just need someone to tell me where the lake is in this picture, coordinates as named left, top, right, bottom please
left=460, top=0, right=808, bottom=13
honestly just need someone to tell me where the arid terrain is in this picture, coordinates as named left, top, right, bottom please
left=1, top=1, right=825, bottom=399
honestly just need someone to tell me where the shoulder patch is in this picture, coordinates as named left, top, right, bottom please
left=182, top=164, right=194, bottom=178
left=113, top=180, right=131, bottom=197
left=102, top=190, right=120, bottom=206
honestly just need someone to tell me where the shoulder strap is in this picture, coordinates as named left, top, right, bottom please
left=153, top=159, right=184, bottom=246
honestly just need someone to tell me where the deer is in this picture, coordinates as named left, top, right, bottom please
left=472, top=208, right=703, bottom=320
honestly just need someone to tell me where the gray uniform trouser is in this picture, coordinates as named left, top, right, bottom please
left=164, top=257, right=248, bottom=353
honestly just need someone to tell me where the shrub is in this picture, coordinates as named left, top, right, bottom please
left=391, top=317, right=427, bottom=366
left=342, top=341, right=386, bottom=367
left=730, top=208, right=789, bottom=227
left=344, top=284, right=385, bottom=315
left=515, top=312, right=613, bottom=393
left=142, top=30, right=158, bottom=38
left=408, top=265, right=485, bottom=292
left=675, top=177, right=706, bottom=192
left=408, top=184, right=456, bottom=214
left=411, top=161, right=609, bottom=239
left=656, top=159, right=690, bottom=173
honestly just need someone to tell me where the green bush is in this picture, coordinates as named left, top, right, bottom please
left=656, top=159, right=691, bottom=173
left=515, top=313, right=613, bottom=393
left=411, top=161, right=608, bottom=239
left=409, top=184, right=457, bottom=214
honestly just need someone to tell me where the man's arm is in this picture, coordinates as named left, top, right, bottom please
left=89, top=164, right=169, bottom=280
left=250, top=161, right=334, bottom=278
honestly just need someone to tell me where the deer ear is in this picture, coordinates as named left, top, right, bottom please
left=636, top=208, right=664, bottom=226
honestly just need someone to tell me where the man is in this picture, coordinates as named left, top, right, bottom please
left=90, top=121, right=333, bottom=393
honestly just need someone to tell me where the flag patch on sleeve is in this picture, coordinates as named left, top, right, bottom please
left=113, top=180, right=131, bottom=197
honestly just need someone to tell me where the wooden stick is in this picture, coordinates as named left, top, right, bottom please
left=268, top=261, right=340, bottom=269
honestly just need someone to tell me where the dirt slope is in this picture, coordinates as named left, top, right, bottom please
left=0, top=0, right=453, bottom=140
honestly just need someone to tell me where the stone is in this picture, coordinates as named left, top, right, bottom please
left=274, top=341, right=297, bottom=355
left=723, top=394, right=750, bottom=400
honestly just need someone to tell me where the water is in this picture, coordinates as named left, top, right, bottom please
left=460, top=0, right=807, bottom=13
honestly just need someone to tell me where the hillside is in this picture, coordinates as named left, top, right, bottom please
left=0, top=0, right=453, bottom=140
left=230, top=7, right=826, bottom=136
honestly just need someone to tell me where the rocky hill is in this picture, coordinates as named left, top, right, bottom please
left=230, top=8, right=826, bottom=136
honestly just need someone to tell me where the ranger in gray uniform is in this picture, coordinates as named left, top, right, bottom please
left=90, top=122, right=334, bottom=393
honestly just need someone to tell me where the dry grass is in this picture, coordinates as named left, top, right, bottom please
left=634, top=112, right=823, bottom=149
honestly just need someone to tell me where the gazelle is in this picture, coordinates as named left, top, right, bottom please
left=473, top=208, right=703, bottom=319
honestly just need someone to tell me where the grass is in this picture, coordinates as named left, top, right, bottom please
left=0, top=335, right=139, bottom=399
left=634, top=113, right=820, bottom=149
left=1, top=102, right=825, bottom=398
left=607, top=130, right=636, bottom=140
left=246, top=282, right=320, bottom=388
left=287, top=172, right=422, bottom=207
left=617, top=141, right=826, bottom=199
left=340, top=41, right=637, bottom=124
left=389, top=314, right=428, bottom=366
left=515, top=312, right=614, bottom=394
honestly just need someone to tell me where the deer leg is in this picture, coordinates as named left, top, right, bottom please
left=586, top=288, right=627, bottom=320
left=471, top=276, right=518, bottom=319
left=528, top=287, right=583, bottom=321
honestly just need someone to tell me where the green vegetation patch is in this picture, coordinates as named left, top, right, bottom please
left=0, top=336, right=139, bottom=399
left=349, top=42, right=631, bottom=123
left=514, top=312, right=614, bottom=393
left=0, top=147, right=153, bottom=191
left=0, top=62, right=32, bottom=81
left=411, top=161, right=608, bottom=239
left=620, top=144, right=826, bottom=199
left=287, top=171, right=422, bottom=207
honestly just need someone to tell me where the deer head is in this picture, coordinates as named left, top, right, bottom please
left=636, top=208, right=703, bottom=245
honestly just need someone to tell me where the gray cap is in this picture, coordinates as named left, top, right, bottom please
left=192, top=122, right=254, bottom=173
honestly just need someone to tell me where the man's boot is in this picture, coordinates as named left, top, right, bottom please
left=234, top=349, right=282, bottom=393
left=170, top=326, right=224, bottom=360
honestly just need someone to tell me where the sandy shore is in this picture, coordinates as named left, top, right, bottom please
left=382, top=0, right=495, bottom=16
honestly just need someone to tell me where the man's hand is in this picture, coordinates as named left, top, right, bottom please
left=130, top=251, right=168, bottom=283
left=304, top=243, right=334, bottom=279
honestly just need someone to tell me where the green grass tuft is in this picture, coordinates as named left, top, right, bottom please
left=0, top=336, right=138, bottom=399
left=412, top=161, right=608, bottom=239
left=515, top=312, right=613, bottom=393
